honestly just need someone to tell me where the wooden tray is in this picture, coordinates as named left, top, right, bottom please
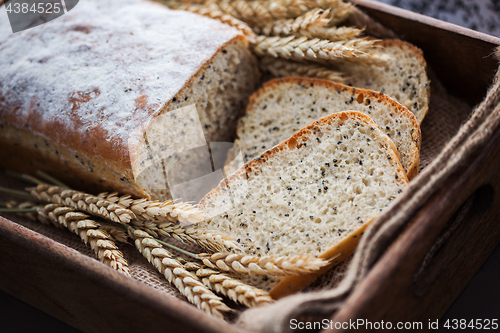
left=1, top=1, right=500, bottom=332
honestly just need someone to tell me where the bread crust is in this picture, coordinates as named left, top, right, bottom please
left=239, top=77, right=422, bottom=179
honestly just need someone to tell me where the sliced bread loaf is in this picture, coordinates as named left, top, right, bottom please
left=233, top=77, right=421, bottom=179
left=338, top=39, right=430, bottom=124
left=200, top=111, right=408, bottom=296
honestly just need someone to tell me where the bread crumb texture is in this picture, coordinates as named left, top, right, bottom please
left=201, top=112, right=408, bottom=258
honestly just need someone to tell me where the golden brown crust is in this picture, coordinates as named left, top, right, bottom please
left=241, top=76, right=422, bottom=180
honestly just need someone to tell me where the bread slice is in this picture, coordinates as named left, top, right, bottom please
left=338, top=39, right=430, bottom=124
left=233, top=77, right=421, bottom=179
left=200, top=111, right=408, bottom=296
left=0, top=0, right=260, bottom=200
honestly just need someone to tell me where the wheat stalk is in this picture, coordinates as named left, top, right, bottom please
left=19, top=202, right=130, bottom=275
left=183, top=261, right=274, bottom=307
left=97, top=192, right=205, bottom=226
left=96, top=192, right=238, bottom=252
left=177, top=4, right=256, bottom=39
left=212, top=0, right=351, bottom=21
left=28, top=185, right=135, bottom=224
left=197, top=252, right=328, bottom=276
left=216, top=1, right=280, bottom=24
left=5, top=201, right=40, bottom=222
left=132, top=229, right=231, bottom=318
left=259, top=56, right=344, bottom=82
left=99, top=222, right=130, bottom=243
left=304, top=25, right=363, bottom=41
left=131, top=219, right=240, bottom=253
left=259, top=8, right=330, bottom=36
left=252, top=35, right=386, bottom=65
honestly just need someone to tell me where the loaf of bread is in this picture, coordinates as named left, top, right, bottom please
left=232, top=77, right=421, bottom=179
left=0, top=0, right=260, bottom=200
left=200, top=111, right=408, bottom=296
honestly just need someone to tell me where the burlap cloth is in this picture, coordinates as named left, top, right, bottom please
left=1, top=49, right=499, bottom=333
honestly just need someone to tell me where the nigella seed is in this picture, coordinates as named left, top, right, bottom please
left=285, top=213, right=289, bottom=217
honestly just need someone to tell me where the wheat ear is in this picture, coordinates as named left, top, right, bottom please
left=131, top=219, right=240, bottom=253
left=177, top=4, right=256, bottom=39
left=5, top=201, right=42, bottom=223
left=259, top=0, right=350, bottom=19
left=197, top=253, right=328, bottom=276
left=183, top=261, right=274, bottom=307
left=259, top=56, right=344, bottom=82
left=99, top=222, right=130, bottom=243
left=213, top=1, right=282, bottom=24
left=28, top=185, right=135, bottom=224
left=32, top=203, right=131, bottom=275
left=303, top=25, right=364, bottom=41
left=97, top=192, right=238, bottom=252
left=132, top=229, right=231, bottom=318
left=259, top=8, right=328, bottom=36
left=259, top=7, right=362, bottom=41
left=97, top=192, right=205, bottom=226
left=252, top=35, right=386, bottom=65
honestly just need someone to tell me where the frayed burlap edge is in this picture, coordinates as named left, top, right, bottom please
left=236, top=48, right=500, bottom=333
